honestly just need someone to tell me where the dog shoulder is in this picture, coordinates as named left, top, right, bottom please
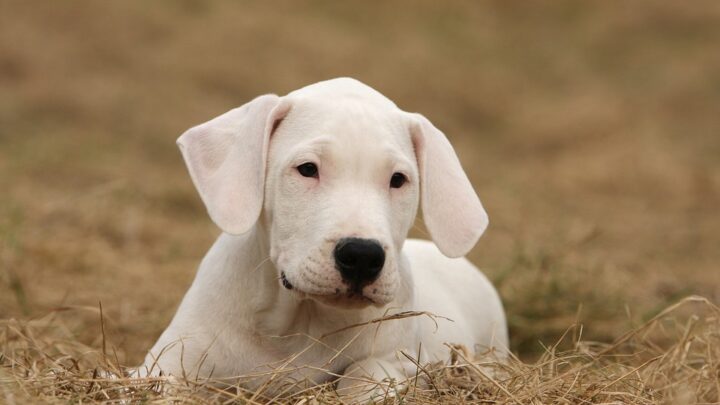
left=403, top=238, right=477, bottom=273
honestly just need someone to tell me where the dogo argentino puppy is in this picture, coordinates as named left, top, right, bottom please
left=141, top=77, right=508, bottom=398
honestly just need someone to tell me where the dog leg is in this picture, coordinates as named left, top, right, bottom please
left=336, top=356, right=418, bottom=403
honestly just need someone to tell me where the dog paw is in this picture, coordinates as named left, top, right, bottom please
left=336, top=357, right=414, bottom=403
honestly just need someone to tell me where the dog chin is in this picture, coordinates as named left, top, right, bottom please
left=293, top=288, right=385, bottom=309
left=279, top=271, right=391, bottom=309
left=310, top=292, right=383, bottom=309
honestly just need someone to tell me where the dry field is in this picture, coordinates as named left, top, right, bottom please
left=1, top=1, right=720, bottom=403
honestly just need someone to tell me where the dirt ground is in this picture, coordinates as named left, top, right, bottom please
left=1, top=0, right=719, bottom=371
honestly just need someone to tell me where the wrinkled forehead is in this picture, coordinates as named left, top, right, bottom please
left=271, top=97, right=415, bottom=165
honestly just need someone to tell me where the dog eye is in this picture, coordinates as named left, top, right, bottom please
left=297, top=162, right=319, bottom=178
left=390, top=172, right=407, bottom=188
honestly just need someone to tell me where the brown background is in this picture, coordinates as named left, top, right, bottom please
left=1, top=1, right=719, bottom=362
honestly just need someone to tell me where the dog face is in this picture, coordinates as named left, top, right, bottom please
left=263, top=97, right=419, bottom=306
left=176, top=78, right=488, bottom=308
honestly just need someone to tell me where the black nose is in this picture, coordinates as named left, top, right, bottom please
left=334, top=238, right=385, bottom=287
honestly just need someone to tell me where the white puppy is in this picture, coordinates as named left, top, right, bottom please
left=141, top=78, right=507, bottom=398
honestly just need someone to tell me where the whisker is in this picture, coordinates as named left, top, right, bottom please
left=251, top=256, right=273, bottom=273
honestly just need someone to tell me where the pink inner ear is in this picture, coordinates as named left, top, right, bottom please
left=177, top=94, right=290, bottom=235
left=271, top=118, right=284, bottom=134
left=410, top=113, right=488, bottom=258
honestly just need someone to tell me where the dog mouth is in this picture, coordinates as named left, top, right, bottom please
left=313, top=292, right=376, bottom=309
left=280, top=272, right=294, bottom=290
left=280, top=271, right=378, bottom=307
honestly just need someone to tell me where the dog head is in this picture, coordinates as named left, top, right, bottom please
left=177, top=78, right=488, bottom=308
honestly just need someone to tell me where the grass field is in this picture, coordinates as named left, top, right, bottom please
left=2, top=1, right=720, bottom=403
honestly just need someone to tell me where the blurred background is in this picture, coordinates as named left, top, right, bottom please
left=1, top=1, right=719, bottom=362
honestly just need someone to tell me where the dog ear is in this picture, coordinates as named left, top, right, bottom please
left=407, top=113, right=489, bottom=258
left=177, top=95, right=291, bottom=235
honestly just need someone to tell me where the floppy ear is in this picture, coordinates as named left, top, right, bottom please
left=408, top=113, right=489, bottom=258
left=177, top=94, right=291, bottom=235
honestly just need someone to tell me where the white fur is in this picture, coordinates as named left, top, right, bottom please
left=141, top=78, right=508, bottom=398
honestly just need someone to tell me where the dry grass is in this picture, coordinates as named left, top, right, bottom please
left=2, top=297, right=719, bottom=404
left=2, top=1, right=720, bottom=403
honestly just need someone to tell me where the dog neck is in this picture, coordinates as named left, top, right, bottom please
left=217, top=222, right=389, bottom=339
